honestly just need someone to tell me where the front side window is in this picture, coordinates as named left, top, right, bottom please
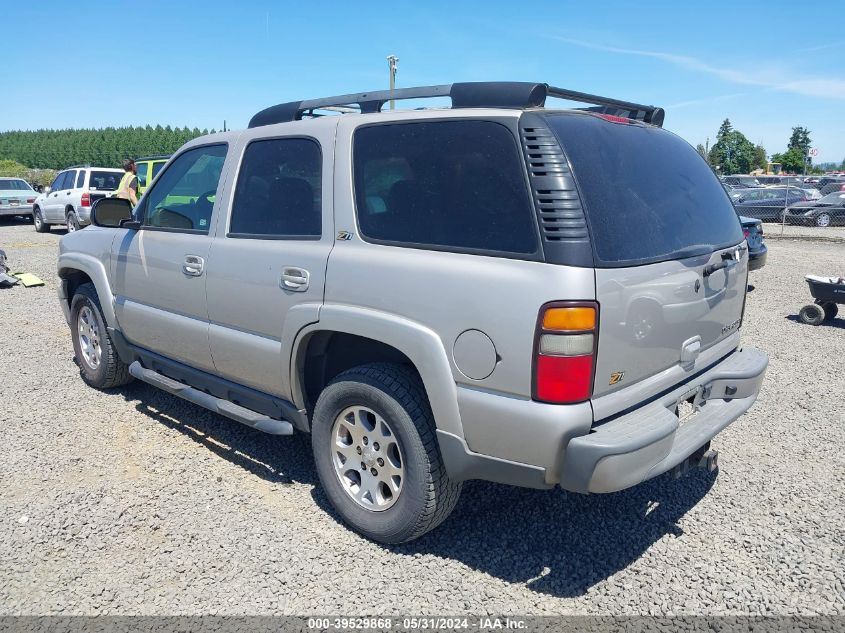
left=229, top=138, right=322, bottom=238
left=136, top=162, right=149, bottom=188
left=49, top=173, right=64, bottom=191
left=152, top=161, right=166, bottom=179
left=140, top=144, right=227, bottom=233
left=353, top=120, right=538, bottom=256
left=60, top=171, right=76, bottom=190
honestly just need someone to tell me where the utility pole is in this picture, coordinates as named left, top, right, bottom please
left=387, top=55, right=399, bottom=110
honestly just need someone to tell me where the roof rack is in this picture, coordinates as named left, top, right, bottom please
left=248, top=81, right=664, bottom=128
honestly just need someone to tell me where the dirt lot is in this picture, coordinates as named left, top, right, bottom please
left=0, top=219, right=843, bottom=615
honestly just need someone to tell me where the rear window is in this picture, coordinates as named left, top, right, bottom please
left=89, top=171, right=121, bottom=191
left=353, top=120, right=538, bottom=257
left=546, top=114, right=743, bottom=266
left=0, top=179, right=32, bottom=191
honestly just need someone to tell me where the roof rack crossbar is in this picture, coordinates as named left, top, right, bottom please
left=248, top=82, right=664, bottom=128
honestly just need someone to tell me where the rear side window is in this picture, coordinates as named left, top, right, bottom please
left=136, top=162, right=149, bottom=187
left=353, top=120, right=538, bottom=256
left=229, top=137, right=322, bottom=238
left=76, top=171, right=85, bottom=188
left=546, top=114, right=743, bottom=266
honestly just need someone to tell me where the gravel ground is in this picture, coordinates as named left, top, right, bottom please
left=0, top=218, right=843, bottom=616
left=762, top=223, right=845, bottom=241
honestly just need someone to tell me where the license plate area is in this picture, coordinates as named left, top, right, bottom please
left=10, top=200, right=19, bottom=206
left=674, top=386, right=705, bottom=426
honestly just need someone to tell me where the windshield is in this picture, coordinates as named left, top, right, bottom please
left=545, top=114, right=743, bottom=267
left=0, top=179, right=33, bottom=191
left=819, top=192, right=845, bottom=204
left=89, top=171, right=122, bottom=191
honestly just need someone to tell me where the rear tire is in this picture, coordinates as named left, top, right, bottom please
left=33, top=208, right=50, bottom=233
left=70, top=283, right=133, bottom=389
left=311, top=362, right=461, bottom=544
left=799, top=303, right=825, bottom=326
left=66, top=209, right=80, bottom=232
left=816, top=300, right=838, bottom=321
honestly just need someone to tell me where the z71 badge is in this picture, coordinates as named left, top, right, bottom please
left=609, top=371, right=625, bottom=386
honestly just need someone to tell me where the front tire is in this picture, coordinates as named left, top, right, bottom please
left=815, top=212, right=831, bottom=228
left=33, top=208, right=50, bottom=233
left=70, top=283, right=133, bottom=388
left=311, top=363, right=461, bottom=544
left=799, top=303, right=825, bottom=326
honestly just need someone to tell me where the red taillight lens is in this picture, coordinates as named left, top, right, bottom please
left=533, top=302, right=598, bottom=404
left=26, top=198, right=35, bottom=204
left=535, top=355, right=594, bottom=402
left=80, top=192, right=91, bottom=207
left=743, top=229, right=750, bottom=238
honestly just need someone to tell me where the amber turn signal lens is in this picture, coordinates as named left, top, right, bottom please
left=542, top=307, right=596, bottom=331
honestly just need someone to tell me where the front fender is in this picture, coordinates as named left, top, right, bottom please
left=57, top=250, right=117, bottom=328
left=289, top=304, right=465, bottom=439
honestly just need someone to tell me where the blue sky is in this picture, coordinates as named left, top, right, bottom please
left=3, top=0, right=843, bottom=164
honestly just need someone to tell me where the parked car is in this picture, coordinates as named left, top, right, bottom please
left=782, top=192, right=845, bottom=227
left=57, top=81, right=768, bottom=544
left=0, top=178, right=37, bottom=219
left=721, top=175, right=762, bottom=188
left=756, top=175, right=806, bottom=187
left=740, top=216, right=766, bottom=270
left=135, top=155, right=170, bottom=194
left=33, top=166, right=124, bottom=232
left=819, top=181, right=845, bottom=196
left=731, top=186, right=809, bottom=221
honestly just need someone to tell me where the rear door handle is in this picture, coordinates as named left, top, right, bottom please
left=281, top=267, right=310, bottom=291
left=182, top=255, right=205, bottom=277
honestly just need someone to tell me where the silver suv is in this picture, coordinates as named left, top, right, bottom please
left=33, top=166, right=123, bottom=232
left=56, top=82, right=768, bottom=543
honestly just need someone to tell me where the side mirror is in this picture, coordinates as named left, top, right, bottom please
left=43, top=186, right=52, bottom=194
left=91, top=197, right=136, bottom=228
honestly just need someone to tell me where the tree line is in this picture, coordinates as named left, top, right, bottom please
left=0, top=125, right=215, bottom=171
left=697, top=120, right=842, bottom=175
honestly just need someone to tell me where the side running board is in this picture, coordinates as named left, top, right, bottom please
left=128, top=361, right=294, bottom=435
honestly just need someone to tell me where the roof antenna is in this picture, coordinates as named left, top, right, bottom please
left=386, top=55, right=399, bottom=110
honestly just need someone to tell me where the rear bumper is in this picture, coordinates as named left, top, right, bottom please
left=748, top=246, right=767, bottom=270
left=559, top=346, right=768, bottom=494
left=0, top=204, right=33, bottom=216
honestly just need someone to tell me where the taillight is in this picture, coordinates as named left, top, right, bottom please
left=533, top=303, right=598, bottom=404
left=743, top=229, right=750, bottom=238
left=80, top=192, right=91, bottom=207
left=596, top=113, right=631, bottom=124
left=26, top=198, right=35, bottom=204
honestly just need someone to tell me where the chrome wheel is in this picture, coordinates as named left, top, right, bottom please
left=67, top=212, right=78, bottom=232
left=331, top=405, right=404, bottom=511
left=77, top=305, right=102, bottom=369
left=816, top=213, right=831, bottom=228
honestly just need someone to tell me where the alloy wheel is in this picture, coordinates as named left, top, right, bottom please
left=77, top=305, right=102, bottom=369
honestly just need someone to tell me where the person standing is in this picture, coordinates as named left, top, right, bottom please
left=116, top=159, right=139, bottom=206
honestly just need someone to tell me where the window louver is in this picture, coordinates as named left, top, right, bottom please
left=520, top=125, right=589, bottom=243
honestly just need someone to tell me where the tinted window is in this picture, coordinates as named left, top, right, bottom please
left=60, top=171, right=76, bottom=190
left=152, top=161, right=166, bottom=179
left=89, top=171, right=121, bottom=191
left=546, top=114, right=743, bottom=266
left=353, top=120, right=537, bottom=256
left=136, top=162, right=149, bottom=187
left=140, top=144, right=227, bottom=233
left=75, top=171, right=85, bottom=188
left=0, top=179, right=33, bottom=191
left=230, top=138, right=321, bottom=238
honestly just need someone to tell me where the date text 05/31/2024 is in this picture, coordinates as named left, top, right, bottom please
left=307, top=617, right=527, bottom=630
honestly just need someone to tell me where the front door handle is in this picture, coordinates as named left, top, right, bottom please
left=281, top=266, right=310, bottom=291
left=182, top=255, right=205, bottom=277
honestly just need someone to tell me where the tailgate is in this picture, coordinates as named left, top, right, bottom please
left=593, top=245, right=747, bottom=397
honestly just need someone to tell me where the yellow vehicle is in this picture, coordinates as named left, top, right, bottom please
left=765, top=162, right=782, bottom=175
left=134, top=155, right=170, bottom=194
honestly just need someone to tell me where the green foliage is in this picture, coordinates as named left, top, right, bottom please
left=0, top=159, right=55, bottom=187
left=695, top=143, right=708, bottom=160
left=770, top=147, right=808, bottom=174
left=0, top=126, right=216, bottom=170
left=751, top=145, right=767, bottom=171
left=708, top=120, right=755, bottom=174
left=0, top=159, right=27, bottom=177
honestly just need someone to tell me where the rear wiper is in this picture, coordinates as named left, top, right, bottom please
left=673, top=244, right=715, bottom=259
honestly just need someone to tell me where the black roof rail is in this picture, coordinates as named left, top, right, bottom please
left=248, top=81, right=664, bottom=128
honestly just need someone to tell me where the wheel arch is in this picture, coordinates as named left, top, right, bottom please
left=58, top=253, right=117, bottom=328
left=290, top=305, right=464, bottom=439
